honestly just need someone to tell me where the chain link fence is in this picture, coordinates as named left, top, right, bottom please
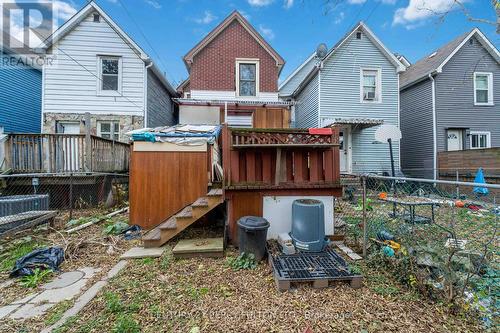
left=0, top=173, right=129, bottom=237
left=335, top=174, right=498, bottom=328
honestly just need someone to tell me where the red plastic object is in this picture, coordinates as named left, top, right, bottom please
left=309, top=128, right=333, bottom=135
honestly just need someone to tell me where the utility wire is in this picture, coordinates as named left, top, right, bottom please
left=115, top=0, right=178, bottom=86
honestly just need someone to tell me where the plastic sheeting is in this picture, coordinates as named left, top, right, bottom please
left=10, top=247, right=64, bottom=277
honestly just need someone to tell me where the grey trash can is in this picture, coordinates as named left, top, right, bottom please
left=237, top=216, right=270, bottom=261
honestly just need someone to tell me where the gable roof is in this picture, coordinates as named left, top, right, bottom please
left=278, top=52, right=317, bottom=97
left=40, top=1, right=176, bottom=95
left=400, top=28, right=500, bottom=90
left=321, top=22, right=406, bottom=72
left=183, top=10, right=285, bottom=73
left=280, top=21, right=405, bottom=98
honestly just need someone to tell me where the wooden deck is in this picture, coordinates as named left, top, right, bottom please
left=3, top=133, right=130, bottom=174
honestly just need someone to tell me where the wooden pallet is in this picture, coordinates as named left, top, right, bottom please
left=142, top=188, right=223, bottom=248
left=273, top=273, right=363, bottom=292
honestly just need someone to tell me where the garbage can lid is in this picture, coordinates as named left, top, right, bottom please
left=237, top=216, right=270, bottom=230
left=294, top=199, right=323, bottom=206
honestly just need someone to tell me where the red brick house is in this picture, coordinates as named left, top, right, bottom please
left=176, top=11, right=291, bottom=128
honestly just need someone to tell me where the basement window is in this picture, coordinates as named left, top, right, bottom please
left=98, top=121, right=120, bottom=141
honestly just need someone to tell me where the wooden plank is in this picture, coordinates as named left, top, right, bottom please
left=262, top=150, right=272, bottom=182
left=324, top=149, right=334, bottom=181
left=293, top=151, right=305, bottom=183
left=246, top=151, right=256, bottom=182
left=275, top=148, right=282, bottom=186
left=309, top=151, right=321, bottom=182
left=337, top=244, right=363, bottom=260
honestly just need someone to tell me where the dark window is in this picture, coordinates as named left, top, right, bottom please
left=356, top=31, right=362, bottom=39
left=101, top=57, right=119, bottom=91
left=93, top=13, right=100, bottom=22
left=239, top=63, right=256, bottom=96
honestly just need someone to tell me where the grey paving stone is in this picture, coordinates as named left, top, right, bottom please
left=11, top=293, right=39, bottom=304
left=78, top=267, right=101, bottom=279
left=120, top=247, right=165, bottom=259
left=42, top=271, right=84, bottom=290
left=41, top=281, right=108, bottom=333
left=31, top=278, right=88, bottom=303
left=105, top=260, right=128, bottom=280
left=0, top=304, right=21, bottom=319
left=9, top=302, right=55, bottom=320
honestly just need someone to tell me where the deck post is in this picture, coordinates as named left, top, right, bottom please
left=84, top=112, right=92, bottom=172
left=0, top=128, right=6, bottom=172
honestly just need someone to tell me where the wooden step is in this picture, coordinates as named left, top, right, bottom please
left=142, top=228, right=161, bottom=242
left=158, top=217, right=177, bottom=231
left=175, top=206, right=193, bottom=219
left=207, top=188, right=223, bottom=196
left=191, top=197, right=209, bottom=208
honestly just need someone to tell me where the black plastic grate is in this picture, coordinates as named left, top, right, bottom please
left=272, top=249, right=354, bottom=281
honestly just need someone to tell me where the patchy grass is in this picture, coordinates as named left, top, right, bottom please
left=45, top=300, right=73, bottom=326
left=48, top=248, right=481, bottom=333
left=0, top=238, right=42, bottom=273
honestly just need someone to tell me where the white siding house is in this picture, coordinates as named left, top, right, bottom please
left=41, top=1, right=177, bottom=140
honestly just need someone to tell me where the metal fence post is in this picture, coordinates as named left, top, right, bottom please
left=69, top=172, right=74, bottom=220
left=362, top=176, right=367, bottom=258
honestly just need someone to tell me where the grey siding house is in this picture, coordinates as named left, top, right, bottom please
left=280, top=22, right=405, bottom=174
left=400, top=28, right=500, bottom=179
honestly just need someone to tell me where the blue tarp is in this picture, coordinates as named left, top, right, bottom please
left=10, top=247, right=64, bottom=277
left=473, top=168, right=489, bottom=196
left=131, top=125, right=222, bottom=142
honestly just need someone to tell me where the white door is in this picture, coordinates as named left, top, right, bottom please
left=57, top=122, right=81, bottom=171
left=447, top=130, right=462, bottom=151
left=339, top=128, right=350, bottom=173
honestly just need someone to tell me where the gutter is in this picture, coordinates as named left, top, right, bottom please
left=144, top=61, right=154, bottom=127
left=429, top=73, right=437, bottom=180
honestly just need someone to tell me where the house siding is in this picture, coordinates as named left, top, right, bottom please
left=294, top=73, right=319, bottom=128
left=319, top=30, right=400, bottom=174
left=435, top=35, right=500, bottom=151
left=43, top=13, right=146, bottom=117
left=0, top=54, right=41, bottom=133
left=189, top=20, right=279, bottom=93
left=400, top=79, right=434, bottom=178
left=147, top=70, right=176, bottom=127
left=279, top=55, right=316, bottom=97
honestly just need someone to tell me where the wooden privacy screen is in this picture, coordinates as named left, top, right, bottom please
left=129, top=150, right=208, bottom=229
left=253, top=108, right=290, bottom=129
left=222, top=127, right=340, bottom=188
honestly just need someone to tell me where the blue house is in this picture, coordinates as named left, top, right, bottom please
left=279, top=22, right=406, bottom=174
left=0, top=48, right=42, bottom=134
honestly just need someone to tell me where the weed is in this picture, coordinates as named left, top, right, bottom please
left=160, top=252, right=172, bottom=270
left=19, top=268, right=53, bottom=288
left=186, top=286, right=209, bottom=300
left=225, top=252, right=257, bottom=271
left=103, top=221, right=129, bottom=235
left=104, top=292, right=124, bottom=313
left=52, top=316, right=78, bottom=333
left=112, top=315, right=140, bottom=333
left=371, top=285, right=400, bottom=296
left=45, top=300, right=73, bottom=325
left=0, top=240, right=40, bottom=272
left=141, top=257, right=154, bottom=265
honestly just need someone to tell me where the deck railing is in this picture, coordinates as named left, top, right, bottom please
left=222, top=126, right=340, bottom=189
left=3, top=134, right=130, bottom=173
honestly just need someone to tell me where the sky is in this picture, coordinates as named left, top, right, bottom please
left=2, top=0, right=499, bottom=87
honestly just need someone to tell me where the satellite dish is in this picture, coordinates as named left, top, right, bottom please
left=375, top=124, right=402, bottom=143
left=316, top=43, right=328, bottom=59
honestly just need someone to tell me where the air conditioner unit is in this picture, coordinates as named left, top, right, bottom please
left=364, top=91, right=376, bottom=100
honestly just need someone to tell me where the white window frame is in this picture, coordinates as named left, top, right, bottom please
left=235, top=58, right=260, bottom=98
left=97, top=55, right=122, bottom=96
left=360, top=67, right=382, bottom=103
left=97, top=121, right=120, bottom=141
left=473, top=72, right=493, bottom=106
left=469, top=131, right=491, bottom=149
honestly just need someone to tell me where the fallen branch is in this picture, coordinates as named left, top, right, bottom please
left=66, top=207, right=129, bottom=234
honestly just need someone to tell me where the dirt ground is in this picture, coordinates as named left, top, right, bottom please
left=0, top=211, right=485, bottom=333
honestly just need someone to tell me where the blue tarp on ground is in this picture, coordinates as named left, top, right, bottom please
left=10, top=247, right=64, bottom=277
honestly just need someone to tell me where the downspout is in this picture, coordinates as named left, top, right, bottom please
left=224, top=102, right=228, bottom=124
left=429, top=73, right=437, bottom=180
left=144, top=61, right=154, bottom=127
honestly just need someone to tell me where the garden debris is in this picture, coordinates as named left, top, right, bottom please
left=336, top=243, right=362, bottom=260
left=66, top=207, right=129, bottom=234
left=103, top=221, right=129, bottom=235
left=121, top=225, right=141, bottom=240
left=10, top=247, right=64, bottom=277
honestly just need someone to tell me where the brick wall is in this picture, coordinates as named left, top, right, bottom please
left=189, top=20, right=279, bottom=93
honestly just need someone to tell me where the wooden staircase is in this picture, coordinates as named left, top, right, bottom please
left=142, top=188, right=223, bottom=248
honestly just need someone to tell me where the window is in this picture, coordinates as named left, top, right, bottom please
left=93, top=13, right=100, bottom=22
left=98, top=121, right=120, bottom=140
left=470, top=131, right=490, bottom=149
left=474, top=72, right=493, bottom=105
left=236, top=59, right=259, bottom=97
left=361, top=68, right=381, bottom=102
left=98, top=56, right=121, bottom=94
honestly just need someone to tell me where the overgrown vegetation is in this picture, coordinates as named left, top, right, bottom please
left=19, top=268, right=53, bottom=288
left=0, top=237, right=41, bottom=273
left=225, top=252, right=257, bottom=270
